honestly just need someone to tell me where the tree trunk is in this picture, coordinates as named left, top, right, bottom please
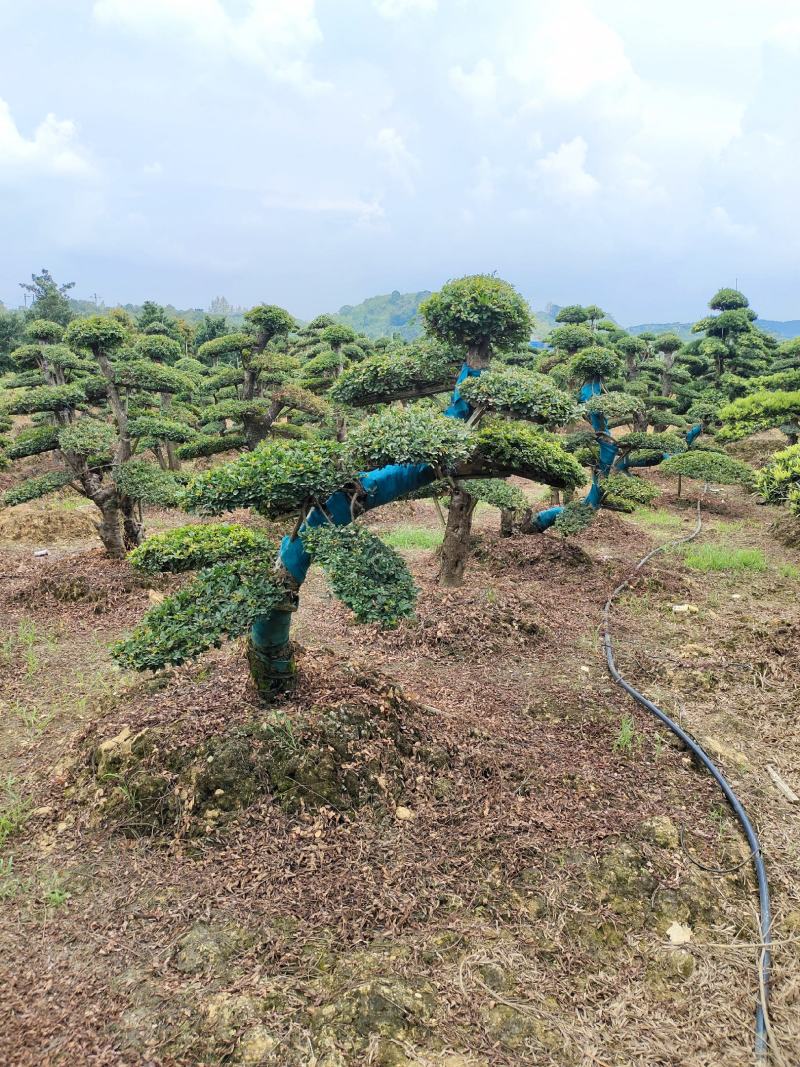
left=165, top=441, right=180, bottom=471
left=121, top=498, right=144, bottom=550
left=96, top=502, right=127, bottom=559
left=440, top=488, right=477, bottom=587
left=500, top=507, right=514, bottom=537
left=549, top=487, right=561, bottom=506
left=677, top=474, right=682, bottom=498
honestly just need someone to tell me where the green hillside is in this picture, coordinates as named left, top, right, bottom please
left=335, top=290, right=432, bottom=340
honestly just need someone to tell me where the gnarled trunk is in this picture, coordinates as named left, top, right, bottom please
left=440, top=488, right=477, bottom=587
left=121, top=498, right=144, bottom=551
left=500, top=507, right=514, bottom=537
left=96, top=502, right=126, bottom=559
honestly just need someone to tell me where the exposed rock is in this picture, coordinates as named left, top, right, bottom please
left=641, top=815, right=680, bottom=850
left=236, top=1026, right=279, bottom=1064
left=480, top=1004, right=559, bottom=1052
left=698, top=736, right=750, bottom=773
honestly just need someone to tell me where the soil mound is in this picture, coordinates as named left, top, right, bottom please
left=0, top=504, right=98, bottom=544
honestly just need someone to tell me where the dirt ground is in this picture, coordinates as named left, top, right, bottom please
left=0, top=475, right=798, bottom=1066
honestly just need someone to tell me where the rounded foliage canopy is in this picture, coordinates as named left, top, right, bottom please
left=64, top=315, right=127, bottom=353
left=420, top=275, right=532, bottom=355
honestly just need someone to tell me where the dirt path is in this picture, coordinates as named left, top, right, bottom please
left=0, top=483, right=798, bottom=1066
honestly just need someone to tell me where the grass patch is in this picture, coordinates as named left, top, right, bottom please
left=381, top=525, right=443, bottom=550
left=631, top=511, right=686, bottom=529
left=683, top=545, right=767, bottom=572
left=777, top=561, right=800, bottom=580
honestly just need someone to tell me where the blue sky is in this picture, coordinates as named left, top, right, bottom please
left=1, top=0, right=799, bottom=324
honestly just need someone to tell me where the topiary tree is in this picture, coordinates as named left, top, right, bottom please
left=419, top=275, right=542, bottom=582
left=660, top=450, right=754, bottom=498
left=113, top=276, right=585, bottom=694
left=0, top=315, right=198, bottom=556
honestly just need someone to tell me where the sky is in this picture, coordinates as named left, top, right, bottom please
left=1, top=0, right=799, bottom=325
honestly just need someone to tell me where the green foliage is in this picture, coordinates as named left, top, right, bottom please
left=458, top=367, right=577, bottom=427
left=322, top=323, right=356, bottom=348
left=344, top=406, right=473, bottom=470
left=9, top=344, right=44, bottom=368
left=113, top=461, right=186, bottom=507
left=128, top=523, right=273, bottom=574
left=25, top=319, right=64, bottom=344
left=582, top=391, right=644, bottom=423
left=175, top=433, right=246, bottom=460
left=301, top=524, right=417, bottom=627
left=660, top=450, right=754, bottom=487
left=709, top=288, right=749, bottom=312
left=197, top=332, right=252, bottom=361
left=718, top=390, right=800, bottom=441
left=1, top=369, right=46, bottom=389
left=206, top=366, right=245, bottom=391
left=127, top=415, right=198, bottom=444
left=554, top=501, right=596, bottom=535
left=2, top=470, right=72, bottom=507
left=755, top=444, right=800, bottom=505
left=421, top=275, right=532, bottom=354
left=114, top=359, right=193, bottom=394
left=58, top=418, right=116, bottom=458
left=570, top=346, right=623, bottom=381
left=617, top=431, right=687, bottom=455
left=601, top=473, right=659, bottom=512
left=113, top=558, right=283, bottom=670
left=329, top=341, right=459, bottom=405
left=546, top=324, right=593, bottom=354
left=463, top=478, right=528, bottom=512
left=244, top=304, right=296, bottom=341
left=20, top=269, right=74, bottom=326
left=5, top=425, right=60, bottom=459
left=134, top=335, right=182, bottom=363
left=473, top=420, right=586, bottom=489
left=64, top=315, right=127, bottom=352
left=555, top=305, right=589, bottom=325
left=2, top=383, right=85, bottom=414
left=183, top=438, right=349, bottom=518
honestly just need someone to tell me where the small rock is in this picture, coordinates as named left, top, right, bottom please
left=395, top=806, right=415, bottom=821
left=33, top=548, right=50, bottom=557
left=641, top=815, right=680, bottom=850
left=700, top=736, right=750, bottom=773
left=672, top=603, right=698, bottom=614
left=147, top=589, right=165, bottom=604
left=666, top=920, right=693, bottom=945
left=237, top=1025, right=277, bottom=1064
left=32, top=806, right=53, bottom=818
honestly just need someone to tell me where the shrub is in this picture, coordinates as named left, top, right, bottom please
left=458, top=368, right=578, bottom=427
left=344, top=407, right=473, bottom=470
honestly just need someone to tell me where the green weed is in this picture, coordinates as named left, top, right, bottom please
left=613, top=714, right=642, bottom=755
left=632, top=511, right=685, bottom=529
left=0, top=777, right=30, bottom=848
left=683, top=545, right=767, bottom=572
left=9, top=703, right=55, bottom=735
left=380, top=525, right=444, bottom=550
left=777, top=562, right=800, bottom=580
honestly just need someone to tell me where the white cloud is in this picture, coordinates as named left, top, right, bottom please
left=373, top=0, right=437, bottom=18
left=449, top=59, right=497, bottom=113
left=93, top=0, right=325, bottom=89
left=374, top=127, right=420, bottom=193
left=262, top=192, right=384, bottom=226
left=0, top=99, right=93, bottom=178
left=534, top=137, right=598, bottom=199
left=470, top=156, right=501, bottom=202
left=506, top=2, right=634, bottom=102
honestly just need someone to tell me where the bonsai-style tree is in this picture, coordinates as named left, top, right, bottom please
left=0, top=315, right=198, bottom=556
left=660, top=449, right=754, bottom=498
left=691, top=288, right=773, bottom=383
left=113, top=276, right=584, bottom=694
left=419, top=274, right=549, bottom=583
left=194, top=304, right=326, bottom=451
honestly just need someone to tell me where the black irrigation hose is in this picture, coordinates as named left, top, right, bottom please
left=600, top=498, right=773, bottom=1062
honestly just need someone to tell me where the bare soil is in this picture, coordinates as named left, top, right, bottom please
left=1, top=479, right=799, bottom=1066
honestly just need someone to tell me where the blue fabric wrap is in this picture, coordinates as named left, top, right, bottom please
left=444, top=362, right=483, bottom=419
left=534, top=506, right=563, bottom=531
left=686, top=424, right=702, bottom=446
left=598, top=437, right=618, bottom=475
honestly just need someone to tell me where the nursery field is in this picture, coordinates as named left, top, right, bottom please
left=1, top=466, right=798, bottom=1066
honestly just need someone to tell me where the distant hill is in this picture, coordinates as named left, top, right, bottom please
left=628, top=319, right=800, bottom=341
left=335, top=290, right=432, bottom=341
